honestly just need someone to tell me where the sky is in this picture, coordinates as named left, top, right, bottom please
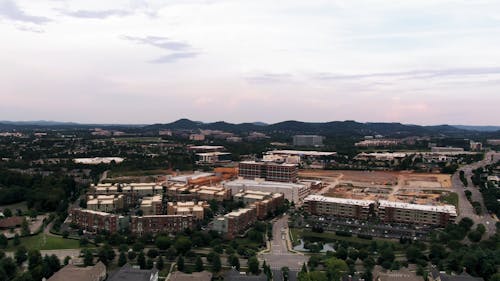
left=1, top=0, right=500, bottom=125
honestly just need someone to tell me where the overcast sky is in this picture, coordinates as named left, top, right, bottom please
left=1, top=0, right=500, bottom=125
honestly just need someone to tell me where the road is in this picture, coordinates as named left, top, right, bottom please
left=452, top=151, right=499, bottom=236
left=260, top=215, right=307, bottom=271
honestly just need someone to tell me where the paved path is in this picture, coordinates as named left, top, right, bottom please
left=260, top=215, right=307, bottom=270
left=452, top=151, right=499, bottom=236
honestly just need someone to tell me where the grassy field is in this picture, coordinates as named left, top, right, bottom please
left=441, top=192, right=459, bottom=208
left=7, top=233, right=82, bottom=251
left=291, top=228, right=401, bottom=249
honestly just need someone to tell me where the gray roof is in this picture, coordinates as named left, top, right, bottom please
left=107, top=264, right=158, bottom=281
left=224, top=269, right=267, bottom=281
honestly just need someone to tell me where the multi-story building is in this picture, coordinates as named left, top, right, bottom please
left=233, top=190, right=285, bottom=219
left=354, top=139, right=401, bottom=147
left=212, top=207, right=257, bottom=239
left=167, top=201, right=208, bottom=220
left=189, top=134, right=205, bottom=141
left=88, top=183, right=163, bottom=206
left=140, top=195, right=163, bottom=215
left=166, top=184, right=231, bottom=201
left=239, top=161, right=298, bottom=182
left=130, top=215, right=194, bottom=236
left=431, top=146, right=464, bottom=153
left=87, top=195, right=124, bottom=213
left=195, top=152, right=232, bottom=165
left=378, top=200, right=456, bottom=227
left=263, top=150, right=336, bottom=169
left=304, top=195, right=375, bottom=220
left=70, top=209, right=128, bottom=233
left=470, top=141, right=483, bottom=151
left=225, top=179, right=309, bottom=203
left=293, top=135, right=324, bottom=147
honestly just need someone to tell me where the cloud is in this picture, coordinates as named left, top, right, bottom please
left=61, top=9, right=131, bottom=19
left=149, top=52, right=198, bottom=63
left=122, top=35, right=191, bottom=51
left=313, top=67, right=500, bottom=81
left=245, top=73, right=294, bottom=84
left=0, top=0, right=51, bottom=24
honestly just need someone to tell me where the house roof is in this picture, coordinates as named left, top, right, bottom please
left=0, top=216, right=24, bottom=228
left=169, top=271, right=213, bottom=281
left=47, top=262, right=106, bottom=281
left=224, top=268, right=267, bottom=281
left=108, top=264, right=158, bottom=281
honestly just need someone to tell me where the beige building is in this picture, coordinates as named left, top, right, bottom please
left=378, top=200, right=457, bottom=226
left=167, top=201, right=208, bottom=220
left=47, top=262, right=106, bottom=281
left=140, top=195, right=163, bottom=215
left=304, top=195, right=375, bottom=220
left=233, top=190, right=273, bottom=205
left=87, top=195, right=124, bottom=212
left=190, top=186, right=231, bottom=201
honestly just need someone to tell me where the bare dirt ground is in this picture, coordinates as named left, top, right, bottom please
left=300, top=170, right=452, bottom=204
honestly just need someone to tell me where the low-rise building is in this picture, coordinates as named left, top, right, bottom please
left=225, top=179, right=310, bottom=203
left=130, top=215, right=194, bottom=236
left=355, top=139, right=401, bottom=147
left=378, top=200, right=457, bottom=226
left=70, top=209, right=128, bottom=233
left=140, top=195, right=163, bottom=215
left=293, top=135, right=324, bottom=147
left=304, top=195, right=375, bottom=220
left=87, top=195, right=124, bottom=213
left=264, top=150, right=336, bottom=168
left=431, top=146, right=464, bottom=153
left=195, top=152, right=232, bottom=165
left=167, top=201, right=208, bottom=220
left=190, top=185, right=231, bottom=201
left=429, top=268, right=484, bottom=281
left=47, top=262, right=106, bottom=281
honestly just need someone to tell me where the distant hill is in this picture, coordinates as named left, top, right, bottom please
left=452, top=125, right=500, bottom=132
left=144, top=119, right=470, bottom=137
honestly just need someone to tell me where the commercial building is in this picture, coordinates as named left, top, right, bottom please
left=355, top=139, right=401, bottom=147
left=189, top=134, right=205, bottom=141
left=187, top=145, right=225, bottom=153
left=73, top=157, right=125, bottom=165
left=166, top=184, right=231, bottom=201
left=195, top=152, right=232, bottom=165
left=293, top=135, right=324, bottom=147
left=130, top=215, right=194, bottom=235
left=89, top=183, right=163, bottom=206
left=470, top=141, right=483, bottom=151
left=168, top=172, right=215, bottom=185
left=87, top=195, right=124, bottom=213
left=431, top=147, right=464, bottom=153
left=140, top=195, right=163, bottom=215
left=239, top=161, right=298, bottom=182
left=233, top=190, right=285, bottom=219
left=224, top=179, right=309, bottom=203
left=304, top=195, right=375, bottom=220
left=378, top=200, right=457, bottom=226
left=263, top=150, right=336, bottom=168
left=108, top=264, right=158, bottom=281
left=47, top=262, right=106, bottom=281
left=70, top=209, right=128, bottom=233
left=212, top=207, right=257, bottom=239
left=167, top=201, right=208, bottom=220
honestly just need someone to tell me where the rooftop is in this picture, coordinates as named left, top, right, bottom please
left=267, top=150, right=336, bottom=156
left=378, top=200, right=457, bottom=215
left=226, top=179, right=306, bottom=189
left=107, top=264, right=158, bottom=281
left=47, top=262, right=106, bottom=281
left=170, top=271, right=213, bottom=281
left=305, top=195, right=375, bottom=207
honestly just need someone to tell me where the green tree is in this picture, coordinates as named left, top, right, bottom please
left=21, top=219, right=30, bottom=236
left=3, top=208, right=12, bottom=218
left=177, top=256, right=185, bottom=272
left=128, top=251, right=137, bottom=261
left=228, top=254, right=240, bottom=270
left=248, top=256, right=260, bottom=275
left=82, top=249, right=93, bottom=266
left=147, top=249, right=159, bottom=259
left=155, top=236, right=171, bottom=250
left=459, top=217, right=474, bottom=231
left=211, top=253, right=221, bottom=273
left=14, top=246, right=28, bottom=265
left=137, top=252, right=146, bottom=269
left=325, top=257, right=348, bottom=281
left=0, top=234, right=8, bottom=249
left=174, top=236, right=192, bottom=254
left=118, top=252, right=127, bottom=267
left=157, top=255, right=165, bottom=271
left=195, top=256, right=204, bottom=272
left=28, top=250, right=42, bottom=270
left=13, top=234, right=20, bottom=246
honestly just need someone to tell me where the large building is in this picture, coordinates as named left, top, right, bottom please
left=166, top=184, right=231, bottom=201
left=304, top=195, right=375, bottom=220
left=87, top=195, right=124, bottom=213
left=140, top=195, right=163, bottom=215
left=108, top=264, right=158, bottom=281
left=239, top=161, right=298, bottom=182
left=378, top=200, right=457, bottom=226
left=293, top=135, right=324, bottom=147
left=70, top=209, right=128, bottom=233
left=195, top=152, right=232, bottom=165
left=263, top=150, right=336, bottom=168
left=212, top=207, right=257, bottom=239
left=224, top=179, right=310, bottom=203
left=88, top=183, right=163, bottom=206
left=167, top=201, right=208, bottom=220
left=233, top=190, right=285, bottom=219
left=130, top=215, right=194, bottom=235
left=431, top=146, right=464, bottom=153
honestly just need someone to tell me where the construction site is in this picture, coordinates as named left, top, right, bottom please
left=299, top=170, right=453, bottom=206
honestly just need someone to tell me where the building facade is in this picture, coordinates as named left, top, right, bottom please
left=304, top=195, right=375, bottom=220
left=239, top=161, right=298, bottom=182
left=293, top=135, right=324, bottom=146
left=378, top=200, right=456, bottom=226
left=130, top=215, right=194, bottom=235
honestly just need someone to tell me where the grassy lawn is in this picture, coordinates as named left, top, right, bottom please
left=7, top=233, right=82, bottom=251
left=291, top=228, right=401, bottom=249
left=441, top=192, right=459, bottom=208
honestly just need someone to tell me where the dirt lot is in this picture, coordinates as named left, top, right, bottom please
left=300, top=170, right=452, bottom=204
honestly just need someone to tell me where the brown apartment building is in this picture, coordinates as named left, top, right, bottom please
left=304, top=195, right=375, bottom=220
left=130, top=215, right=194, bottom=236
left=238, top=161, right=298, bottom=183
left=70, top=208, right=128, bottom=233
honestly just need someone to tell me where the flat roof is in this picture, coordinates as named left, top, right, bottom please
left=305, top=195, right=375, bottom=207
left=169, top=172, right=215, bottom=182
left=188, top=145, right=225, bottom=150
left=239, top=161, right=297, bottom=167
left=225, top=179, right=306, bottom=189
left=378, top=200, right=457, bottom=215
left=197, top=152, right=231, bottom=156
left=267, top=150, right=336, bottom=156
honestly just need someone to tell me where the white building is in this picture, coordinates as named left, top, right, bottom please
left=224, top=179, right=310, bottom=203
